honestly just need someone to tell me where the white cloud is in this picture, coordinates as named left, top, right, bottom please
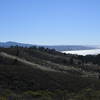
left=62, top=49, right=100, bottom=56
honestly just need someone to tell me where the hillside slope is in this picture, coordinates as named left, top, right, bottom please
left=0, top=47, right=100, bottom=100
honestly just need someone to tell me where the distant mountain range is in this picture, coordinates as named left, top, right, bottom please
left=0, top=41, right=33, bottom=47
left=0, top=41, right=99, bottom=51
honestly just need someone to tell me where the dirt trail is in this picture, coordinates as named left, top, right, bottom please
left=0, top=52, right=83, bottom=73
left=0, top=52, right=98, bottom=78
left=0, top=52, right=57, bottom=72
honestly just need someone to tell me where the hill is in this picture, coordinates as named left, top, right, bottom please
left=0, top=46, right=100, bottom=99
left=0, top=41, right=96, bottom=51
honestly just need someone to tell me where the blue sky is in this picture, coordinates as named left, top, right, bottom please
left=0, top=0, right=100, bottom=45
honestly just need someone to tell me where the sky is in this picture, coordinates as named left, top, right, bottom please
left=0, top=0, right=100, bottom=45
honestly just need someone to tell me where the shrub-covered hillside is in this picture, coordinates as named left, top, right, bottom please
left=0, top=46, right=100, bottom=100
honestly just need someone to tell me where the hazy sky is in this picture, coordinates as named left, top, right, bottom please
left=0, top=0, right=100, bottom=45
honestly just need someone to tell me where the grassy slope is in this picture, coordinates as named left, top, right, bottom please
left=0, top=47, right=100, bottom=99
